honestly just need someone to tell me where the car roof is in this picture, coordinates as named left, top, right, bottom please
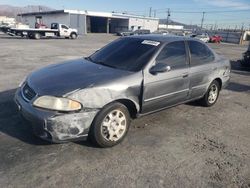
left=127, top=34, right=201, bottom=44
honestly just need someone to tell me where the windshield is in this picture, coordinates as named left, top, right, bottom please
left=89, top=38, right=161, bottom=72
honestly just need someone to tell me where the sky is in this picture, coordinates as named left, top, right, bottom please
left=1, top=0, right=250, bottom=28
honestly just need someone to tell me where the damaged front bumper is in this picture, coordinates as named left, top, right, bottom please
left=14, top=88, right=99, bottom=143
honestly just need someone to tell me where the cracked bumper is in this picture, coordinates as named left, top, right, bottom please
left=14, top=88, right=99, bottom=143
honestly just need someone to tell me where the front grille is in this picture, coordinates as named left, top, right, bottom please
left=22, top=83, right=36, bottom=101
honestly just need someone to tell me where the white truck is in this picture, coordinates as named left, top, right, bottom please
left=3, top=23, right=78, bottom=40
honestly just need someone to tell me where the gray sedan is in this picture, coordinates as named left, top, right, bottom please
left=15, top=35, right=231, bottom=147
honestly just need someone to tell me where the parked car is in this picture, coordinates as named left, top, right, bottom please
left=116, top=30, right=133, bottom=36
left=152, top=30, right=169, bottom=35
left=187, top=34, right=197, bottom=38
left=210, top=35, right=223, bottom=43
left=15, top=35, right=231, bottom=147
left=241, top=42, right=250, bottom=67
left=194, top=33, right=210, bottom=43
left=133, top=29, right=150, bottom=35
left=117, top=29, right=150, bottom=36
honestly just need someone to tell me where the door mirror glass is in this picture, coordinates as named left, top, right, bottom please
left=150, top=63, right=171, bottom=75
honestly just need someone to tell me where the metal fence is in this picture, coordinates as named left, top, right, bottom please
left=206, top=31, right=243, bottom=44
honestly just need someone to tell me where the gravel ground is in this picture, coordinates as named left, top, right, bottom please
left=0, top=34, right=250, bottom=188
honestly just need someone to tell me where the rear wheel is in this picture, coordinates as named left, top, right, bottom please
left=34, top=33, right=41, bottom=40
left=199, top=80, right=220, bottom=107
left=89, top=102, right=130, bottom=148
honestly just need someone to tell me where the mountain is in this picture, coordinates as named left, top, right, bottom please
left=159, top=19, right=201, bottom=30
left=0, top=5, right=54, bottom=17
left=159, top=19, right=184, bottom=26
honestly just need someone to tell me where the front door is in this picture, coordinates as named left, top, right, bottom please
left=187, top=40, right=215, bottom=99
left=142, top=41, right=190, bottom=114
left=60, top=24, right=70, bottom=37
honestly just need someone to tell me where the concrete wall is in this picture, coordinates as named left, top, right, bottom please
left=19, top=11, right=160, bottom=34
left=69, top=14, right=86, bottom=35
left=129, top=17, right=158, bottom=32
left=110, top=18, right=129, bottom=33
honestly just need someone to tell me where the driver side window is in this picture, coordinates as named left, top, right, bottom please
left=156, top=41, right=187, bottom=69
left=61, top=25, right=68, bottom=29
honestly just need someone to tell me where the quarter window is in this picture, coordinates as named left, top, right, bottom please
left=188, top=41, right=215, bottom=66
left=156, top=41, right=187, bottom=69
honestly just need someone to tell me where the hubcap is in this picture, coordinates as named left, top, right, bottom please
left=208, top=84, right=218, bottom=104
left=101, top=110, right=127, bottom=142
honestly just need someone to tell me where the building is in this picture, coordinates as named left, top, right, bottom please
left=158, top=19, right=185, bottom=31
left=158, top=24, right=184, bottom=30
left=0, top=16, right=16, bottom=26
left=18, top=9, right=159, bottom=35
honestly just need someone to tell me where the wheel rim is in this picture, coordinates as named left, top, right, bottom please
left=208, top=84, right=218, bottom=104
left=101, top=110, right=127, bottom=142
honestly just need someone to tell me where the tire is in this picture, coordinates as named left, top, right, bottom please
left=70, top=33, right=77, bottom=39
left=89, top=102, right=131, bottom=148
left=199, top=80, right=220, bottom=107
left=27, top=33, right=33, bottom=39
left=34, top=33, right=41, bottom=40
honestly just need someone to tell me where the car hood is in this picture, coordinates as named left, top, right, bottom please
left=27, top=58, right=133, bottom=96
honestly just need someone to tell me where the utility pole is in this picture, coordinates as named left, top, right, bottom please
left=166, top=8, right=170, bottom=29
left=154, top=10, right=156, bottom=18
left=241, top=23, right=244, bottom=31
left=214, top=21, right=217, bottom=30
left=201, top=12, right=205, bottom=29
left=234, top=25, right=237, bottom=32
left=149, top=7, right=152, bottom=17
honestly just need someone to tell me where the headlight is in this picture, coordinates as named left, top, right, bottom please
left=33, top=96, right=82, bottom=112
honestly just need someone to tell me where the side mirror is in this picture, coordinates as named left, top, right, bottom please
left=150, top=63, right=171, bottom=75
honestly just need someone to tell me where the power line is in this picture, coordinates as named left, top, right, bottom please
left=149, top=7, right=152, bottom=17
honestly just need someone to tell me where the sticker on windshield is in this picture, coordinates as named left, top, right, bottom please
left=142, top=40, right=160, bottom=46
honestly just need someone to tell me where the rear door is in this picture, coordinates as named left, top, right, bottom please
left=142, top=41, right=190, bottom=113
left=187, top=40, right=216, bottom=99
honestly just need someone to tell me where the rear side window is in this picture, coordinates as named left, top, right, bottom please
left=188, top=41, right=215, bottom=66
left=156, top=41, right=187, bottom=69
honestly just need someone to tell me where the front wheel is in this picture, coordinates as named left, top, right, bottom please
left=70, top=33, right=77, bottom=39
left=89, top=102, right=130, bottom=148
left=199, top=80, right=220, bottom=107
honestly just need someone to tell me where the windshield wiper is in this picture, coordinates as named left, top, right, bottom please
left=85, top=57, right=116, bottom=69
left=95, top=61, right=117, bottom=69
left=84, top=56, right=94, bottom=62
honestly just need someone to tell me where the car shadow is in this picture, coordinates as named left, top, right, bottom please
left=0, top=88, right=95, bottom=147
left=226, top=82, right=250, bottom=92
left=230, top=60, right=250, bottom=74
left=0, top=88, right=52, bottom=145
